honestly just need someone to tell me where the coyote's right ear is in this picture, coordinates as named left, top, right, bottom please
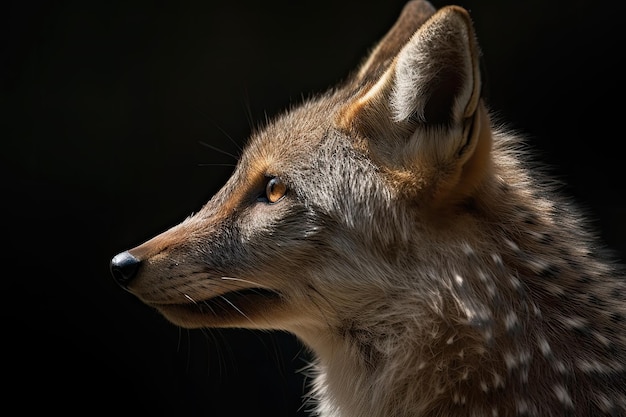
left=337, top=5, right=491, bottom=205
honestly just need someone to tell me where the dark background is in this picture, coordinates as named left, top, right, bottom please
left=3, top=0, right=625, bottom=415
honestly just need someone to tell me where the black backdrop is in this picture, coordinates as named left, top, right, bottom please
left=3, top=0, right=625, bottom=415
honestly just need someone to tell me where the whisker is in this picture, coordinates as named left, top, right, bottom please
left=239, top=87, right=256, bottom=133
left=176, top=326, right=183, bottom=353
left=221, top=276, right=267, bottom=288
left=194, top=106, right=243, bottom=153
left=218, top=296, right=257, bottom=326
left=197, top=162, right=237, bottom=167
left=198, top=328, right=219, bottom=376
left=198, top=140, right=240, bottom=161
left=184, top=328, right=192, bottom=374
left=183, top=293, right=197, bottom=303
left=179, top=290, right=218, bottom=315
left=200, top=300, right=218, bottom=315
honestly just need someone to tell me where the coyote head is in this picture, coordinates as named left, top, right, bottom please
left=110, top=1, right=488, bottom=341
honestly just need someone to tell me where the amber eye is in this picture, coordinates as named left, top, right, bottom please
left=265, top=177, right=287, bottom=204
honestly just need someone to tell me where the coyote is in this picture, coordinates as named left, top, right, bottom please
left=110, top=1, right=626, bottom=416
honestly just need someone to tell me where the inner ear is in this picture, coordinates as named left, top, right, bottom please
left=390, top=6, right=481, bottom=127
left=339, top=6, right=482, bottom=143
left=414, top=67, right=465, bottom=126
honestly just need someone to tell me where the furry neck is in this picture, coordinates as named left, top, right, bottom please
left=297, top=305, right=484, bottom=417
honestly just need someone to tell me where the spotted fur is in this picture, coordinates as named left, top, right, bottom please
left=111, top=2, right=626, bottom=416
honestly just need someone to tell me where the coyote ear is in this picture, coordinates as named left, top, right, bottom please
left=338, top=5, right=490, bottom=203
left=351, top=0, right=436, bottom=87
left=388, top=6, right=481, bottom=126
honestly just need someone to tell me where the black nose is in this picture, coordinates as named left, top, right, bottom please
left=110, top=251, right=141, bottom=288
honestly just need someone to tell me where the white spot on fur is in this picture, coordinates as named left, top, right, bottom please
left=504, top=311, right=519, bottom=332
left=561, top=315, right=588, bottom=330
left=455, top=273, right=464, bottom=286
left=577, top=358, right=609, bottom=374
left=593, top=331, right=611, bottom=347
left=509, top=275, right=523, bottom=291
left=545, top=282, right=566, bottom=296
left=462, top=243, right=475, bottom=256
left=525, top=258, right=550, bottom=274
left=453, top=392, right=461, bottom=404
left=493, top=372, right=504, bottom=389
left=518, top=350, right=531, bottom=365
left=504, top=238, right=520, bottom=253
left=552, top=384, right=574, bottom=408
left=518, top=350, right=532, bottom=383
left=477, top=270, right=488, bottom=282
left=476, top=270, right=498, bottom=299
left=537, top=335, right=552, bottom=357
left=482, top=326, right=494, bottom=343
left=595, top=391, right=615, bottom=414
left=452, top=392, right=467, bottom=405
left=553, top=359, right=568, bottom=374
left=480, top=380, right=489, bottom=393
left=504, top=351, right=517, bottom=371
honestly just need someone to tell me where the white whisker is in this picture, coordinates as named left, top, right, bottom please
left=198, top=140, right=240, bottom=160
left=221, top=276, right=266, bottom=288
left=183, top=293, right=197, bottom=303
left=219, top=296, right=257, bottom=326
left=200, top=300, right=218, bottom=315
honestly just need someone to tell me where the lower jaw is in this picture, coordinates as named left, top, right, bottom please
left=153, top=289, right=285, bottom=329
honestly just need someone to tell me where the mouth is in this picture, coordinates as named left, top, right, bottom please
left=184, top=287, right=282, bottom=313
left=150, top=287, right=285, bottom=327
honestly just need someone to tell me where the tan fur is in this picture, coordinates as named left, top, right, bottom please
left=111, top=2, right=626, bottom=416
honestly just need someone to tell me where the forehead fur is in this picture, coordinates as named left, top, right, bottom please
left=240, top=93, right=346, bottom=177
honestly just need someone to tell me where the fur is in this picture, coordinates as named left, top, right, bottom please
left=111, top=2, right=626, bottom=416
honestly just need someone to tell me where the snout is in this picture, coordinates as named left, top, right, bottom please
left=110, top=251, right=141, bottom=289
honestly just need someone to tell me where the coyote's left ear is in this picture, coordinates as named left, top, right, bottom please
left=338, top=5, right=491, bottom=204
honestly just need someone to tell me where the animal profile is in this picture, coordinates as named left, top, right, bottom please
left=111, top=1, right=626, bottom=415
